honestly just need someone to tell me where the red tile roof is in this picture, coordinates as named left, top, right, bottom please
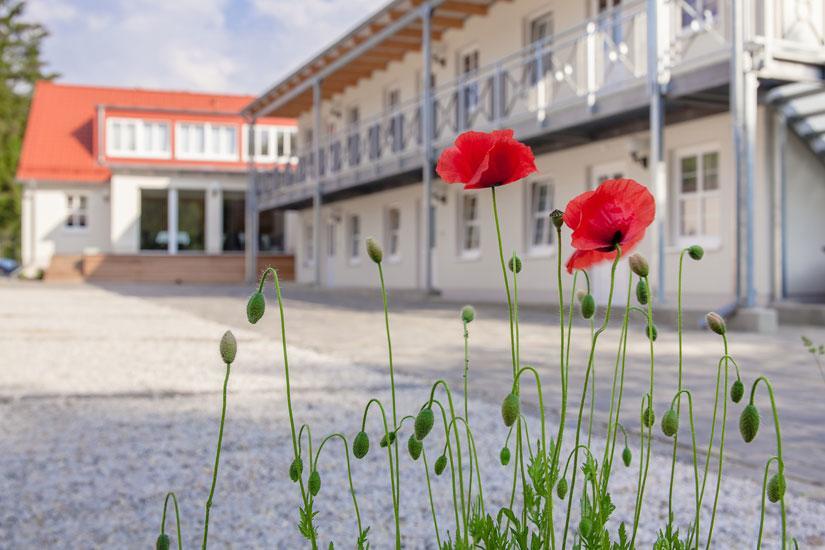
left=17, top=81, right=293, bottom=183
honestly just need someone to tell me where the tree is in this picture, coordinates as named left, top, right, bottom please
left=0, top=0, right=55, bottom=259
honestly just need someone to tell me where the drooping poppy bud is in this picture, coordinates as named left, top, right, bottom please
left=508, top=255, right=522, bottom=274
left=415, top=408, right=435, bottom=441
left=353, top=431, right=369, bottom=459
left=289, top=456, right=303, bottom=482
left=636, top=280, right=649, bottom=305
left=501, top=393, right=520, bottom=427
left=580, top=294, right=596, bottom=319
left=662, top=409, right=679, bottom=437
left=579, top=518, right=593, bottom=538
left=642, top=407, right=655, bottom=428
left=687, top=245, right=704, bottom=261
left=379, top=431, right=397, bottom=448
left=308, top=470, right=321, bottom=496
left=219, top=330, right=237, bottom=364
left=706, top=312, right=726, bottom=335
left=740, top=404, right=760, bottom=443
left=461, top=305, right=475, bottom=324
left=499, top=447, right=510, bottom=466
left=247, top=291, right=265, bottom=324
left=434, top=454, right=447, bottom=475
left=156, top=533, right=170, bottom=550
left=551, top=209, right=564, bottom=230
left=622, top=446, right=632, bottom=467
left=556, top=478, right=568, bottom=499
left=628, top=253, right=649, bottom=278
left=646, top=323, right=658, bottom=342
left=407, top=435, right=423, bottom=461
left=767, top=472, right=786, bottom=503
left=366, top=238, right=383, bottom=264
left=730, top=380, right=744, bottom=403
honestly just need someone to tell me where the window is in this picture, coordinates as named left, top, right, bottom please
left=244, top=125, right=296, bottom=162
left=528, top=181, right=554, bottom=253
left=140, top=189, right=168, bottom=250
left=177, top=122, right=238, bottom=160
left=677, top=149, right=720, bottom=246
left=177, top=190, right=206, bottom=251
left=65, top=194, right=88, bottom=229
left=222, top=191, right=245, bottom=252
left=527, top=11, right=553, bottom=84
left=348, top=215, right=361, bottom=261
left=327, top=220, right=336, bottom=257
left=304, top=222, right=314, bottom=265
left=459, top=194, right=481, bottom=256
left=458, top=48, right=480, bottom=126
left=386, top=207, right=401, bottom=260
left=107, top=118, right=170, bottom=158
left=681, top=0, right=719, bottom=30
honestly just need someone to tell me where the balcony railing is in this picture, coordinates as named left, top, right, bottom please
left=256, top=0, right=823, bottom=208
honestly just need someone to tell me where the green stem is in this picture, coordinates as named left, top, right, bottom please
left=756, top=456, right=782, bottom=549
left=201, top=363, right=230, bottom=550
left=359, top=398, right=399, bottom=532
left=421, top=447, right=442, bottom=548
left=667, top=250, right=688, bottom=532
left=703, top=337, right=731, bottom=549
left=312, top=433, right=365, bottom=540
left=490, top=186, right=517, bottom=379
left=160, top=492, right=183, bottom=550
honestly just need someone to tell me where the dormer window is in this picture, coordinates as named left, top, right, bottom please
left=176, top=122, right=238, bottom=161
left=107, top=118, right=170, bottom=158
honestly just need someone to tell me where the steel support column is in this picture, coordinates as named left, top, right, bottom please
left=421, top=4, right=435, bottom=294
left=647, top=0, right=667, bottom=301
left=772, top=110, right=788, bottom=300
left=244, top=119, right=259, bottom=283
left=312, top=79, right=323, bottom=287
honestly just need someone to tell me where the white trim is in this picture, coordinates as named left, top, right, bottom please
left=673, top=143, right=722, bottom=250
left=525, top=179, right=556, bottom=257
left=175, top=121, right=239, bottom=162
left=242, top=123, right=298, bottom=164
left=457, top=193, right=481, bottom=260
left=106, top=117, right=171, bottom=159
left=384, top=205, right=402, bottom=263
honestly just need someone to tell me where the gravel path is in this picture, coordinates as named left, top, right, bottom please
left=1, top=283, right=823, bottom=548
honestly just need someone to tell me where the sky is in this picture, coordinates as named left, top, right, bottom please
left=27, top=0, right=387, bottom=96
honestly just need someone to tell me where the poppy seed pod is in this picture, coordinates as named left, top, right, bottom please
left=731, top=379, right=745, bottom=403
left=636, top=280, right=649, bottom=305
left=622, top=446, right=632, bottom=468
left=508, top=255, right=522, bottom=274
left=414, top=408, right=435, bottom=441
left=407, top=434, right=423, bottom=461
left=579, top=518, right=593, bottom=538
left=219, top=330, right=237, bottom=364
left=156, top=533, right=170, bottom=550
left=580, top=294, right=596, bottom=319
left=551, top=209, right=565, bottom=230
left=687, top=245, right=705, bottom=261
left=628, top=253, right=649, bottom=278
left=379, top=431, right=396, bottom=448
left=767, top=473, right=786, bottom=503
left=353, top=431, right=369, bottom=459
left=289, top=456, right=303, bottom=482
left=366, top=238, right=383, bottom=264
left=308, top=470, right=321, bottom=496
left=556, top=478, right=568, bottom=500
left=642, top=406, right=655, bottom=428
left=662, top=408, right=679, bottom=437
left=646, top=323, right=658, bottom=342
left=706, top=312, right=727, bottom=335
left=501, top=392, right=520, bottom=427
left=246, top=291, right=265, bottom=324
left=740, top=404, right=760, bottom=443
left=461, top=305, right=475, bottom=324
left=499, top=446, right=511, bottom=466
left=434, top=454, right=447, bottom=475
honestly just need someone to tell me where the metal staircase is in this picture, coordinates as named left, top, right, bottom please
left=769, top=82, right=825, bottom=163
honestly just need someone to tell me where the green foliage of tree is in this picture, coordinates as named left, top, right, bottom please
left=0, top=0, right=55, bottom=258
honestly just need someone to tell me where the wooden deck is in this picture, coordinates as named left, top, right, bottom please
left=45, top=253, right=294, bottom=283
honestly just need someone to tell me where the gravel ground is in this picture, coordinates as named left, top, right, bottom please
left=1, top=283, right=823, bottom=548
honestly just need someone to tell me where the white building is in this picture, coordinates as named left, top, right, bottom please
left=244, top=0, right=825, bottom=317
left=17, top=82, right=298, bottom=282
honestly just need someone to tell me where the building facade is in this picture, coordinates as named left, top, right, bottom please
left=245, top=0, right=825, bottom=308
left=17, top=82, right=297, bottom=282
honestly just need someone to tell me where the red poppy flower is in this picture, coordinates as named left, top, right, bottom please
left=436, top=129, right=537, bottom=190
left=563, top=178, right=655, bottom=273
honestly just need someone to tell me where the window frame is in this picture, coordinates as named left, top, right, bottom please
left=348, top=214, right=361, bottom=264
left=64, top=193, right=89, bottom=231
left=384, top=206, right=402, bottom=262
left=106, top=117, right=171, bottom=159
left=457, top=193, right=481, bottom=259
left=526, top=179, right=556, bottom=257
left=304, top=220, right=315, bottom=266
left=175, top=121, right=239, bottom=161
left=242, top=124, right=298, bottom=163
left=674, top=144, right=722, bottom=250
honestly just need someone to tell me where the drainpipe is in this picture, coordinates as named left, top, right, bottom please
left=245, top=117, right=259, bottom=283
left=312, top=79, right=323, bottom=286
left=420, top=3, right=434, bottom=294
left=647, top=0, right=667, bottom=302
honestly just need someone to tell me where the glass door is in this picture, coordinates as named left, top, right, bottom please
left=177, top=190, right=205, bottom=252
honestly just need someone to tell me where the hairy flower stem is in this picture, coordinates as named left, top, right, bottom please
left=756, top=456, right=782, bottom=548
left=201, top=362, right=230, bottom=550
left=430, top=398, right=462, bottom=538
left=702, top=338, right=731, bottom=549
left=669, top=390, right=702, bottom=544
left=561, top=249, right=622, bottom=550
left=160, top=492, right=183, bottom=550
left=421, top=447, right=442, bottom=548
left=312, top=434, right=365, bottom=540
left=360, top=398, right=399, bottom=543
left=490, top=186, right=517, bottom=380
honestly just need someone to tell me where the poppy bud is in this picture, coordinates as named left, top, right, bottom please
left=622, top=446, right=632, bottom=467
left=730, top=380, right=744, bottom=403
left=580, top=294, right=596, bottom=319
left=556, top=478, right=568, bottom=499
left=407, top=434, right=423, bottom=461
left=687, top=245, right=704, bottom=261
left=706, top=312, right=726, bottom=335
left=642, top=407, right=655, bottom=428
left=353, top=431, right=369, bottom=459
left=289, top=456, right=303, bottom=482
left=739, top=404, right=760, bottom=443
left=579, top=518, right=593, bottom=538
left=156, top=534, right=170, bottom=550
left=501, top=393, right=520, bottom=427
left=646, top=323, right=658, bottom=342
left=508, top=256, right=522, bottom=274
left=499, top=446, right=511, bottom=465
left=767, top=473, right=786, bottom=503
left=247, top=291, right=265, bottom=324
left=634, top=280, right=649, bottom=306
left=219, top=330, right=237, bottom=364
left=366, top=238, right=383, bottom=264
left=551, top=209, right=564, bottom=230
left=308, top=470, right=321, bottom=496
left=414, top=408, right=435, bottom=441
left=461, top=305, right=475, bottom=324
left=628, top=253, right=649, bottom=278
left=379, top=431, right=396, bottom=448
left=575, top=289, right=587, bottom=302
left=434, top=454, right=447, bottom=475
left=662, top=408, right=679, bottom=437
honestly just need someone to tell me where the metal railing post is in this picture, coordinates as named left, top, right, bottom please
left=421, top=3, right=435, bottom=294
